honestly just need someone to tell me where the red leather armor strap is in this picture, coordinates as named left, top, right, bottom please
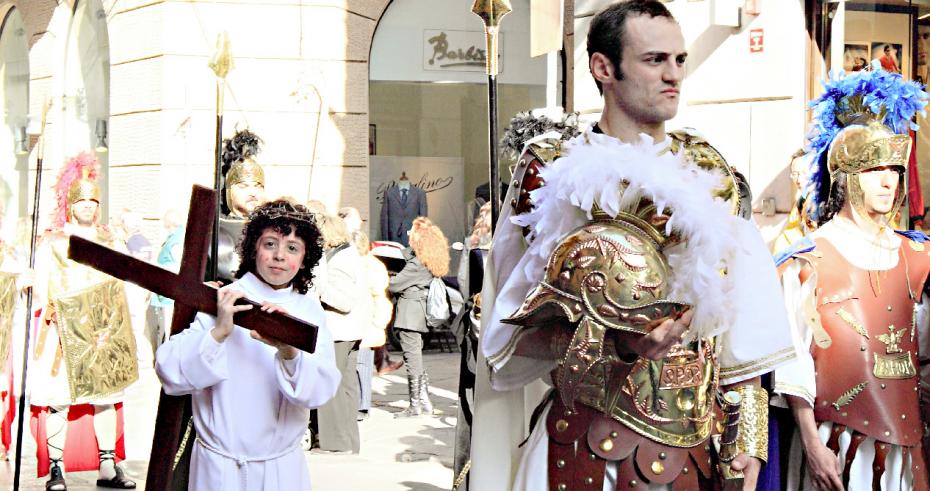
left=547, top=400, right=607, bottom=490
left=842, top=431, right=867, bottom=488
left=910, top=445, right=930, bottom=491
left=546, top=398, right=715, bottom=489
left=873, top=440, right=890, bottom=489
left=809, top=237, right=930, bottom=446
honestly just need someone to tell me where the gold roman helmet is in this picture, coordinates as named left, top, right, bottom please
left=503, top=202, right=690, bottom=409
left=827, top=121, right=910, bottom=225
left=224, top=158, right=265, bottom=208
left=68, top=168, right=101, bottom=205
left=826, top=95, right=911, bottom=225
left=505, top=200, right=689, bottom=336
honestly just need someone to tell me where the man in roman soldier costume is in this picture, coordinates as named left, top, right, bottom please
left=31, top=152, right=137, bottom=490
left=772, top=66, right=930, bottom=490
left=469, top=2, right=799, bottom=489
left=218, top=129, right=266, bottom=282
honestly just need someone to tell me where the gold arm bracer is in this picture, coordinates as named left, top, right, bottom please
left=733, top=384, right=769, bottom=462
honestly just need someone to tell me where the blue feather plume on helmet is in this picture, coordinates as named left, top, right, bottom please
left=803, top=63, right=928, bottom=222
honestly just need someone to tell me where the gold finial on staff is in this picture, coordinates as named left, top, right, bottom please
left=471, top=0, right=512, bottom=76
left=209, top=31, right=234, bottom=80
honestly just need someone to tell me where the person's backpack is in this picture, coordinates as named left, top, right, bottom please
left=425, top=277, right=451, bottom=328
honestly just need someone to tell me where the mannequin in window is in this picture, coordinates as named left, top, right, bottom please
left=380, top=172, right=427, bottom=246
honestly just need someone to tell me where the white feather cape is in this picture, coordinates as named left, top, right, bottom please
left=512, top=129, right=745, bottom=340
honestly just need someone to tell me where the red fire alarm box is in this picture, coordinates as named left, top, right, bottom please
left=749, top=28, right=764, bottom=53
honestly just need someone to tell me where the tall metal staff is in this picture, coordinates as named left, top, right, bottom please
left=14, top=98, right=52, bottom=489
left=207, top=32, right=233, bottom=280
left=471, top=0, right=512, bottom=229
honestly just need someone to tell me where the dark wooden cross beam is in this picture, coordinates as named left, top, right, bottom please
left=67, top=185, right=318, bottom=490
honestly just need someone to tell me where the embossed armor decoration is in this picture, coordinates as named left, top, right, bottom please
left=54, top=278, right=137, bottom=403
left=503, top=132, right=752, bottom=489
left=797, top=238, right=930, bottom=484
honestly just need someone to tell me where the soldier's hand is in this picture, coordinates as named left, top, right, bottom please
left=803, top=439, right=844, bottom=491
left=730, top=453, right=762, bottom=491
left=212, top=287, right=252, bottom=342
left=628, top=309, right=693, bottom=360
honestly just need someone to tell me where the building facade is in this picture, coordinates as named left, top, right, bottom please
left=0, top=0, right=927, bottom=249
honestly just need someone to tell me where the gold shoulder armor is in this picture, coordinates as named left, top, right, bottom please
left=668, top=129, right=747, bottom=217
left=510, top=138, right=564, bottom=219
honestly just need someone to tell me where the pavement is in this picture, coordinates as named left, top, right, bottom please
left=0, top=348, right=461, bottom=490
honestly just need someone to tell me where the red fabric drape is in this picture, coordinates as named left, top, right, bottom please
left=30, top=403, right=126, bottom=477
left=909, top=130, right=924, bottom=219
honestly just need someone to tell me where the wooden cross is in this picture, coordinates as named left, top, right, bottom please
left=67, top=185, right=319, bottom=490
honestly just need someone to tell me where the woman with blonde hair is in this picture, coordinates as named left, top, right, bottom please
left=388, top=217, right=449, bottom=417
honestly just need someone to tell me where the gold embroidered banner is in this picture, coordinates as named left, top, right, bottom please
left=54, top=278, right=138, bottom=403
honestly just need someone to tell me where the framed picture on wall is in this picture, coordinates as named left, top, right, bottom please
left=843, top=43, right=870, bottom=72
left=871, top=42, right=903, bottom=74
left=369, top=124, right=377, bottom=156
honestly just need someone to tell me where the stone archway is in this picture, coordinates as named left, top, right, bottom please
left=60, top=0, right=110, bottom=218
left=0, top=6, right=29, bottom=238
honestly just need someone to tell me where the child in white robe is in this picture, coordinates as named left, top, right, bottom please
left=156, top=200, right=340, bottom=491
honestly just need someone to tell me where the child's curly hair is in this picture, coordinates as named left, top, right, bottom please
left=235, top=199, right=324, bottom=294
left=408, top=217, right=449, bottom=277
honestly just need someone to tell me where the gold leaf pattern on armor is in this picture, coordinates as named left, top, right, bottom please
left=836, top=308, right=869, bottom=339
left=832, top=381, right=868, bottom=410
left=597, top=304, right=619, bottom=317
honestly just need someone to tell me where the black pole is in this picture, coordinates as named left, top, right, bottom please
left=209, top=112, right=222, bottom=282
left=488, top=74, right=501, bottom=229
left=13, top=152, right=44, bottom=488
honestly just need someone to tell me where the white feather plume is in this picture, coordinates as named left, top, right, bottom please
left=511, top=129, right=745, bottom=340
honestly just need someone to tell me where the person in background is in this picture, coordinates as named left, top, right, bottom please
left=773, top=149, right=816, bottom=252
left=311, top=212, right=365, bottom=453
left=389, top=217, right=449, bottom=418
left=149, top=208, right=185, bottom=357
left=353, top=231, right=392, bottom=421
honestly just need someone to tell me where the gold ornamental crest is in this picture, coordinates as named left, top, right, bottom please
left=505, top=208, right=690, bottom=335
left=53, top=278, right=138, bottom=403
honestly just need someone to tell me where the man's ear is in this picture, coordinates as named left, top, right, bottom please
left=590, top=52, right=616, bottom=86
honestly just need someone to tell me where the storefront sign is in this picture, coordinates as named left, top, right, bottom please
left=750, top=28, right=764, bottom=53
left=423, top=29, right=503, bottom=73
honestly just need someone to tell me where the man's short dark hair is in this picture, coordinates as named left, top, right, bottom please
left=587, top=0, right=675, bottom=95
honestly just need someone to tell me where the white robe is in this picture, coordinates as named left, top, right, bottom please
left=772, top=218, right=924, bottom=490
left=155, top=272, right=340, bottom=491
left=471, top=130, right=799, bottom=491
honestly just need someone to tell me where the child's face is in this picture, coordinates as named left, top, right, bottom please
left=254, top=227, right=306, bottom=290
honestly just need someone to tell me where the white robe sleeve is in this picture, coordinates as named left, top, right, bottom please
left=770, top=259, right=818, bottom=408
left=716, top=220, right=799, bottom=386
left=155, top=312, right=230, bottom=395
left=272, top=319, right=340, bottom=409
